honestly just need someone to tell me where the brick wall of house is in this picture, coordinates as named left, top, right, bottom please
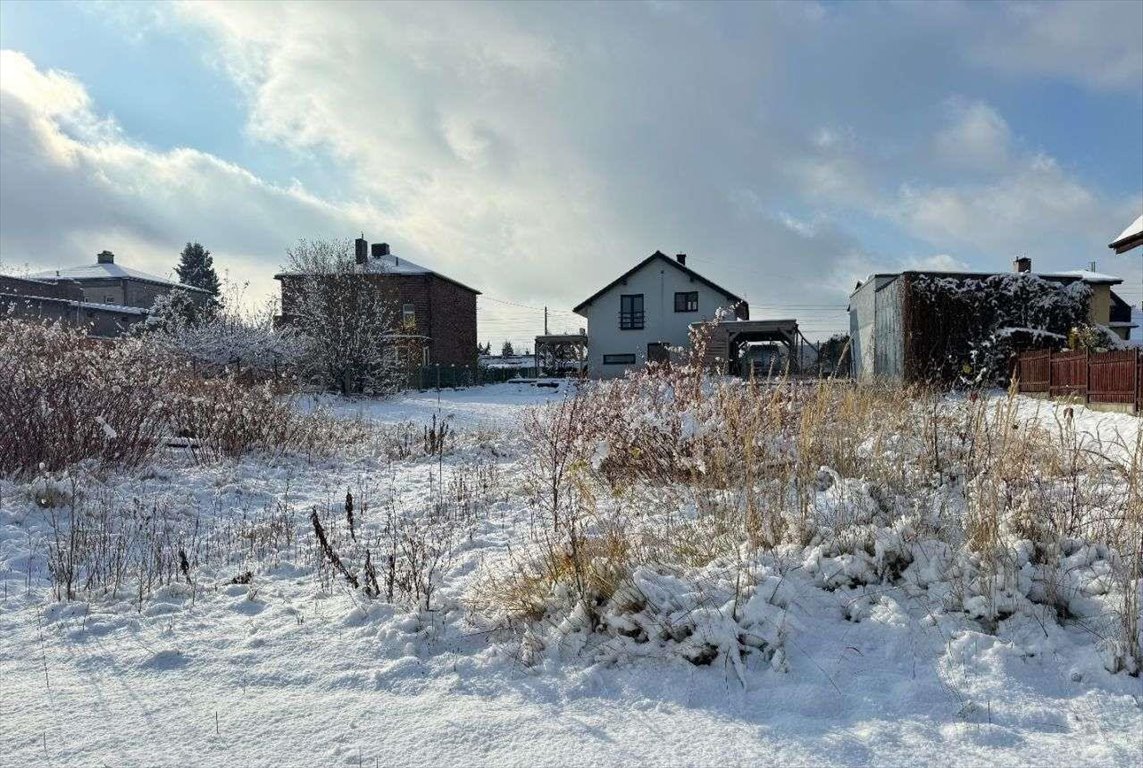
left=0, top=292, right=147, bottom=337
left=428, top=277, right=477, bottom=366
left=277, top=272, right=477, bottom=367
left=0, top=275, right=84, bottom=301
left=392, top=275, right=432, bottom=339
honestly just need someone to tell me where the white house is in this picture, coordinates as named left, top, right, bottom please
left=573, top=251, right=748, bottom=378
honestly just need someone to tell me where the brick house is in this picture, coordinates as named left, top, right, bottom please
left=28, top=250, right=214, bottom=311
left=4, top=250, right=213, bottom=337
left=0, top=274, right=151, bottom=337
left=274, top=237, right=480, bottom=367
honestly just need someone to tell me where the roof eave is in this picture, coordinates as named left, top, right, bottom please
left=1109, top=231, right=1143, bottom=253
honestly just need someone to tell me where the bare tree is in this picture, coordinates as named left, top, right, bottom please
left=281, top=238, right=410, bottom=394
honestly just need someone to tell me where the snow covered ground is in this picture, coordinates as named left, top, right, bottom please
left=1007, top=393, right=1140, bottom=462
left=1, top=385, right=1140, bottom=767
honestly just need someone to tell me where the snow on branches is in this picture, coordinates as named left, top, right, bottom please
left=138, top=288, right=303, bottom=373
left=280, top=238, right=412, bottom=395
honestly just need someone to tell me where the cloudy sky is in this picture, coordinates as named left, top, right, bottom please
left=1, top=0, right=1140, bottom=344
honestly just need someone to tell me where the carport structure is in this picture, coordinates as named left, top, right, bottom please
left=698, top=318, right=811, bottom=376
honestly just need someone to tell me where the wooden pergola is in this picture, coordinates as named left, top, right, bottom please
left=534, top=333, right=588, bottom=377
left=698, top=318, right=815, bottom=376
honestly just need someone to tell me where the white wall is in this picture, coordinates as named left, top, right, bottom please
left=579, top=258, right=739, bottom=378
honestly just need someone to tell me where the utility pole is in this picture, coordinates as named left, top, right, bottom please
left=544, top=306, right=549, bottom=335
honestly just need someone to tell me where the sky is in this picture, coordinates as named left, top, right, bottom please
left=0, top=0, right=1140, bottom=346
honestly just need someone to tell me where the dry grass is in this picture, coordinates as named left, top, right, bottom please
left=484, top=322, right=1142, bottom=669
left=0, top=320, right=174, bottom=475
left=0, top=319, right=379, bottom=474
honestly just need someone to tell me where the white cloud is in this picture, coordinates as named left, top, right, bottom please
left=894, top=154, right=1121, bottom=258
left=0, top=50, right=374, bottom=304
left=934, top=99, right=1011, bottom=171
left=969, top=2, right=1143, bottom=92
left=2, top=1, right=1140, bottom=342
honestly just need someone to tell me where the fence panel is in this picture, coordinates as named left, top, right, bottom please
left=1138, top=354, right=1143, bottom=412
left=404, top=364, right=540, bottom=390
left=1017, top=349, right=1049, bottom=392
left=1088, top=350, right=1137, bottom=405
left=1016, top=348, right=1140, bottom=413
left=1048, top=350, right=1087, bottom=398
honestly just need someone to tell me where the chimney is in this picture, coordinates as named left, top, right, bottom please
left=355, top=235, right=368, bottom=265
left=1013, top=256, right=1031, bottom=273
left=675, top=253, right=687, bottom=266
left=371, top=242, right=390, bottom=259
left=97, top=250, right=115, bottom=265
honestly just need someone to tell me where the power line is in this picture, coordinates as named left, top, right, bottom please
left=478, top=294, right=579, bottom=315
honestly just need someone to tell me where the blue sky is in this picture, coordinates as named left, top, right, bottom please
left=1, top=0, right=1140, bottom=343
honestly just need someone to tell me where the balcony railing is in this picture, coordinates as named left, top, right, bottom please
left=619, top=311, right=645, bottom=330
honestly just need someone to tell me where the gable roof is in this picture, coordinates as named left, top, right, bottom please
left=29, top=262, right=211, bottom=293
left=573, top=251, right=744, bottom=315
left=1109, top=214, right=1143, bottom=253
left=275, top=253, right=480, bottom=295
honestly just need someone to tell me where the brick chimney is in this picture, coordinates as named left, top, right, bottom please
left=97, top=250, right=115, bottom=265
left=355, top=235, right=368, bottom=265
left=371, top=242, right=390, bottom=259
left=1013, top=256, right=1031, bottom=273
left=675, top=253, right=687, bottom=266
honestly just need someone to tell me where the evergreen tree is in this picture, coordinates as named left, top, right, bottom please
left=176, top=242, right=221, bottom=298
left=501, top=340, right=514, bottom=357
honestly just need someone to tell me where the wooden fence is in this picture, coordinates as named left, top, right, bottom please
left=1014, top=348, right=1142, bottom=412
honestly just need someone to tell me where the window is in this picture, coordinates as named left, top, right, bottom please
left=603, top=353, right=636, bottom=365
left=647, top=342, right=670, bottom=364
left=674, top=291, right=698, bottom=313
left=402, top=303, right=416, bottom=328
left=619, top=294, right=644, bottom=329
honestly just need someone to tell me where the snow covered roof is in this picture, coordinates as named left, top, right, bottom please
left=29, top=261, right=210, bottom=293
left=1114, top=215, right=1142, bottom=243
left=359, top=254, right=431, bottom=276
left=854, top=267, right=1125, bottom=295
left=1040, top=269, right=1123, bottom=285
left=0, top=290, right=151, bottom=315
left=275, top=253, right=480, bottom=294
left=1109, top=214, right=1143, bottom=253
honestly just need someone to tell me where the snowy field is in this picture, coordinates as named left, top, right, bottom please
left=1, top=384, right=1140, bottom=767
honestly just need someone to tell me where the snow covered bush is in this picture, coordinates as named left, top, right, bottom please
left=138, top=287, right=304, bottom=376
left=905, top=273, right=1091, bottom=385
left=0, top=319, right=177, bottom=475
left=1066, top=323, right=1124, bottom=353
left=0, top=318, right=370, bottom=475
left=164, top=375, right=361, bottom=461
